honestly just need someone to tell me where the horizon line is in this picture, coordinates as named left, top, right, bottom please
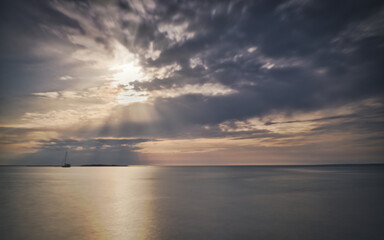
left=0, top=163, right=383, bottom=167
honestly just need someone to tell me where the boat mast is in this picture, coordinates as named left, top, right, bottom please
left=63, top=151, right=68, bottom=165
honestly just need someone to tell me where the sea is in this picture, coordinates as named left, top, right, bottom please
left=0, top=165, right=383, bottom=240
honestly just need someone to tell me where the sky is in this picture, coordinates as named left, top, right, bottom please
left=0, top=0, right=383, bottom=165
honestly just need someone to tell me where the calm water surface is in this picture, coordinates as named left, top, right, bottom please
left=0, top=166, right=383, bottom=240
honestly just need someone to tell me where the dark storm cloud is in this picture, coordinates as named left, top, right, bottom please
left=2, top=0, right=383, bottom=116
left=118, top=0, right=384, bottom=129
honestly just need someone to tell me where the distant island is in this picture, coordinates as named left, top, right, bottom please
left=80, top=164, right=129, bottom=167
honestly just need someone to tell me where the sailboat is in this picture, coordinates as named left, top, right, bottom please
left=62, top=151, right=71, bottom=168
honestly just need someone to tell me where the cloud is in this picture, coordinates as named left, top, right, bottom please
left=59, top=75, right=73, bottom=80
left=264, top=114, right=357, bottom=126
left=36, top=138, right=154, bottom=151
left=150, top=83, right=237, bottom=98
left=0, top=0, right=383, bottom=164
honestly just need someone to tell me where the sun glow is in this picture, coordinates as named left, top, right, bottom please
left=110, top=62, right=148, bottom=104
left=111, top=63, right=142, bottom=84
left=108, top=42, right=149, bottom=104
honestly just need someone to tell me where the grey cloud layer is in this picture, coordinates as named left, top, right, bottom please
left=100, top=0, right=384, bottom=128
left=2, top=0, right=383, bottom=110
left=37, top=138, right=153, bottom=151
left=9, top=137, right=154, bottom=165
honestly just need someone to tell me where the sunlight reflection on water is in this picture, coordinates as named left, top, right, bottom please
left=0, top=166, right=383, bottom=240
left=0, top=167, right=159, bottom=240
